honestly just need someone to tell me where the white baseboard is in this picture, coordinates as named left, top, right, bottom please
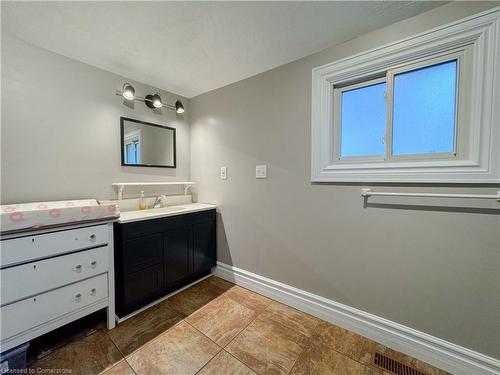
left=213, top=262, right=500, bottom=375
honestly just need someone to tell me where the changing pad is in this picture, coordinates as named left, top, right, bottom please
left=1, top=199, right=119, bottom=234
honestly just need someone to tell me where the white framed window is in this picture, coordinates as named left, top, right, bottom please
left=124, top=129, right=142, bottom=164
left=311, top=8, right=500, bottom=183
left=125, top=141, right=140, bottom=164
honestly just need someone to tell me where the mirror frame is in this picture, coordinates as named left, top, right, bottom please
left=120, top=116, right=177, bottom=168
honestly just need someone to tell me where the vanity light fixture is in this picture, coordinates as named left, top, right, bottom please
left=115, top=83, right=185, bottom=114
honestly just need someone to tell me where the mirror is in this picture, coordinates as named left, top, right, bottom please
left=120, top=117, right=176, bottom=168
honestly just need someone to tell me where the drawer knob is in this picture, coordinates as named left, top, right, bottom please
left=74, top=264, right=82, bottom=273
left=90, top=261, right=97, bottom=269
left=90, top=288, right=97, bottom=296
left=74, top=293, right=82, bottom=302
left=89, top=234, right=96, bottom=241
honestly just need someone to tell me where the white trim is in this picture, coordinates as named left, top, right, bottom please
left=123, top=129, right=141, bottom=144
left=213, top=262, right=500, bottom=375
left=311, top=7, right=500, bottom=183
left=106, top=222, right=116, bottom=329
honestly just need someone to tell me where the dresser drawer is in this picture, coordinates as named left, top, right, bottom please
left=0, top=274, right=108, bottom=340
left=1, top=224, right=109, bottom=267
left=1, top=246, right=109, bottom=306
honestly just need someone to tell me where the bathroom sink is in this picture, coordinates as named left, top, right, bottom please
left=146, top=206, right=187, bottom=213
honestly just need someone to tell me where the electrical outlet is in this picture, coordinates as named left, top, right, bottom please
left=220, top=166, right=227, bottom=180
left=256, top=165, right=267, bottom=178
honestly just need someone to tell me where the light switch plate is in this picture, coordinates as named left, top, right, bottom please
left=220, top=166, right=227, bottom=180
left=256, top=165, right=267, bottom=178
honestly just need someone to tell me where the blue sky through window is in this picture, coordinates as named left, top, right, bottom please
left=392, top=60, right=457, bottom=155
left=340, top=81, right=386, bottom=157
left=125, top=142, right=140, bottom=164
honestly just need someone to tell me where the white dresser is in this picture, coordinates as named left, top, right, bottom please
left=0, top=221, right=116, bottom=352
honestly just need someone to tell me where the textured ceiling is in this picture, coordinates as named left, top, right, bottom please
left=2, top=1, right=445, bottom=98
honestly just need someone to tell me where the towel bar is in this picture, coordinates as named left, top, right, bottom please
left=361, top=188, right=500, bottom=202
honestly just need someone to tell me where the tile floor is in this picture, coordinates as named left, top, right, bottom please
left=28, top=276, right=451, bottom=375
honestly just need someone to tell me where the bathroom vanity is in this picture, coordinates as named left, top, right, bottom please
left=113, top=203, right=216, bottom=318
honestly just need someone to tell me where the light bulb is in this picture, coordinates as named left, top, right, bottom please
left=152, top=94, right=163, bottom=108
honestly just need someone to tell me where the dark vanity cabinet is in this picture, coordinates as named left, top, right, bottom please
left=114, top=210, right=216, bottom=317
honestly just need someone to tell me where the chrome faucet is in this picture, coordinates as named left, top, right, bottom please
left=153, top=194, right=168, bottom=208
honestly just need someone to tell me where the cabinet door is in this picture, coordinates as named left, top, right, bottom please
left=122, top=234, right=163, bottom=274
left=118, top=233, right=164, bottom=316
left=122, top=265, right=164, bottom=315
left=164, top=225, right=192, bottom=290
left=192, top=220, right=216, bottom=277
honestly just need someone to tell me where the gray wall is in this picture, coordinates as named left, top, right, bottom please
left=1, top=34, right=190, bottom=204
left=190, top=2, right=500, bottom=359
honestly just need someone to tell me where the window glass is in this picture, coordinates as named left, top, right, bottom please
left=125, top=142, right=140, bottom=164
left=340, top=82, right=387, bottom=157
left=134, top=143, right=140, bottom=164
left=392, top=60, right=457, bottom=155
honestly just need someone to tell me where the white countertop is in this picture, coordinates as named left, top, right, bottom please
left=117, top=203, right=216, bottom=223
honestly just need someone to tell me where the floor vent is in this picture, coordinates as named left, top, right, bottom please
left=374, top=352, right=426, bottom=375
